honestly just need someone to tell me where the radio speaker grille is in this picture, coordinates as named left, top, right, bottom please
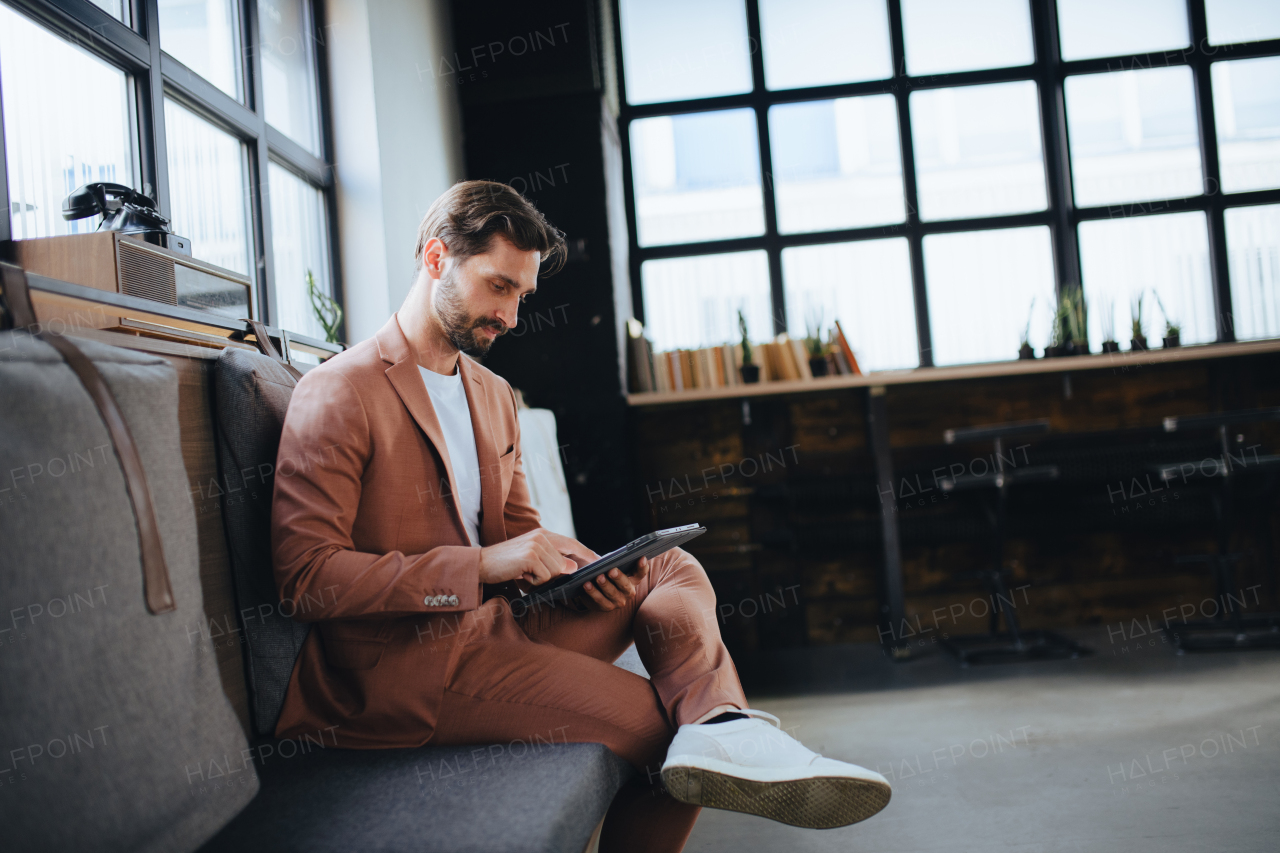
left=118, top=242, right=177, bottom=305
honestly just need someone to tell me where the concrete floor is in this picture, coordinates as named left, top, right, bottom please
left=686, top=628, right=1280, bottom=853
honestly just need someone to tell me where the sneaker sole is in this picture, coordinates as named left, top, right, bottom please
left=661, top=764, right=891, bottom=829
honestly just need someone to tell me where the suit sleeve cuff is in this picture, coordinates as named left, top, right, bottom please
left=417, top=546, right=482, bottom=612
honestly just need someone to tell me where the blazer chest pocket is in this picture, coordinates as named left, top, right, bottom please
left=499, top=445, right=516, bottom=500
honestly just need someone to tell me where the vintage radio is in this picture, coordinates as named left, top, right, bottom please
left=13, top=231, right=253, bottom=334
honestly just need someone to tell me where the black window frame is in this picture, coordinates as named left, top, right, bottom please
left=613, top=0, right=1280, bottom=366
left=0, top=0, right=342, bottom=336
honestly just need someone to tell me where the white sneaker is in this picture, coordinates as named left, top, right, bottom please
left=660, top=709, right=891, bottom=829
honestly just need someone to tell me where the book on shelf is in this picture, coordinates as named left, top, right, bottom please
left=758, top=341, right=778, bottom=381
left=772, top=341, right=790, bottom=380
left=627, top=333, right=655, bottom=393
left=833, top=320, right=862, bottom=376
left=759, top=341, right=775, bottom=380
left=724, top=344, right=740, bottom=385
left=788, top=336, right=813, bottom=381
left=663, top=351, right=674, bottom=391
left=639, top=332, right=870, bottom=394
left=700, top=347, right=719, bottom=388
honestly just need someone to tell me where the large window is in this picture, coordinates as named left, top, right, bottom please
left=616, top=0, right=1280, bottom=367
left=0, top=0, right=339, bottom=339
left=0, top=3, right=134, bottom=241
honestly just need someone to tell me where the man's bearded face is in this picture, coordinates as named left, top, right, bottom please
left=433, top=264, right=507, bottom=354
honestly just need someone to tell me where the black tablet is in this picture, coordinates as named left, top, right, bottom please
left=520, top=524, right=706, bottom=609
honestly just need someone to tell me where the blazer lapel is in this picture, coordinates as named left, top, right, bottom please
left=459, top=355, right=506, bottom=546
left=377, top=315, right=467, bottom=540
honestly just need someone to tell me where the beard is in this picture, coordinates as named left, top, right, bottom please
left=432, top=267, right=507, bottom=355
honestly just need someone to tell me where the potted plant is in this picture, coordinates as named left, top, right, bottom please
left=1046, top=289, right=1086, bottom=356
left=1130, top=294, right=1148, bottom=351
left=1099, top=296, right=1120, bottom=353
left=1018, top=299, right=1036, bottom=360
left=1153, top=292, right=1181, bottom=348
left=737, top=309, right=759, bottom=383
left=1063, top=288, right=1089, bottom=356
left=1044, top=300, right=1065, bottom=358
left=308, top=269, right=343, bottom=344
left=807, top=337, right=829, bottom=376
left=805, top=308, right=829, bottom=376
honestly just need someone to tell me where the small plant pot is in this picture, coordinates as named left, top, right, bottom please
left=1101, top=340, right=1121, bottom=353
left=1163, top=334, right=1181, bottom=348
left=1043, top=345, right=1064, bottom=358
left=1018, top=342, right=1036, bottom=360
left=1066, top=340, right=1089, bottom=356
left=808, top=356, right=829, bottom=377
left=1130, top=336, right=1148, bottom=352
left=740, top=363, right=760, bottom=384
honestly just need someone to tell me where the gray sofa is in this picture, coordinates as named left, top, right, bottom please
left=0, top=275, right=641, bottom=853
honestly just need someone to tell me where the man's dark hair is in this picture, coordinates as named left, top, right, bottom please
left=415, top=180, right=567, bottom=276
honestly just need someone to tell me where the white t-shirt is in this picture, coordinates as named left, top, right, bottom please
left=418, top=363, right=482, bottom=546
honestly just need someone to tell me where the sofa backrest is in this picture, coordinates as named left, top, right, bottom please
left=213, top=347, right=310, bottom=737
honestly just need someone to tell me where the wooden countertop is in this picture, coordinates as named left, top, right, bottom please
left=626, top=338, right=1280, bottom=407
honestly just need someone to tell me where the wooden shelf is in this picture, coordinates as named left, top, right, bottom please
left=7, top=270, right=343, bottom=363
left=626, top=338, right=1280, bottom=407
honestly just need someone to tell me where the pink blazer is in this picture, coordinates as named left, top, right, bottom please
left=270, top=313, right=540, bottom=746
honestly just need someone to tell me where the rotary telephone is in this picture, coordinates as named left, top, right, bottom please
left=61, top=182, right=190, bottom=255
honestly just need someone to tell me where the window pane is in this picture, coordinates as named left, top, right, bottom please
left=924, top=226, right=1056, bottom=366
left=640, top=251, right=771, bottom=351
left=759, top=0, right=891, bottom=90
left=1079, top=212, right=1214, bottom=347
left=1056, top=0, right=1189, bottom=61
left=1212, top=57, right=1280, bottom=194
left=619, top=0, right=752, bottom=105
left=1225, top=204, right=1280, bottom=341
left=269, top=163, right=332, bottom=339
left=901, top=0, right=1034, bottom=76
left=260, top=0, right=321, bottom=154
left=782, top=239, right=918, bottom=372
left=769, top=96, right=904, bottom=234
left=630, top=109, right=764, bottom=246
left=910, top=81, right=1047, bottom=221
left=1, top=3, right=134, bottom=240
left=1065, top=67, right=1203, bottom=207
left=88, top=0, right=127, bottom=23
left=158, top=0, right=243, bottom=101
left=1206, top=0, right=1280, bottom=45
left=165, top=99, right=253, bottom=278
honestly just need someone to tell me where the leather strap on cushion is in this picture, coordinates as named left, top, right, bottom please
left=245, top=319, right=303, bottom=381
left=0, top=263, right=175, bottom=614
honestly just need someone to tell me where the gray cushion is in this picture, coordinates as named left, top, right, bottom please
left=199, top=741, right=633, bottom=853
left=0, top=330, right=258, bottom=852
left=213, top=347, right=309, bottom=736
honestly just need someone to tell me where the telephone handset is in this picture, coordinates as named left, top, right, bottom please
left=61, top=182, right=191, bottom=255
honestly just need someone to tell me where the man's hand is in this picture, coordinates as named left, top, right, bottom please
left=478, top=529, right=598, bottom=586
left=580, top=556, right=650, bottom=612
